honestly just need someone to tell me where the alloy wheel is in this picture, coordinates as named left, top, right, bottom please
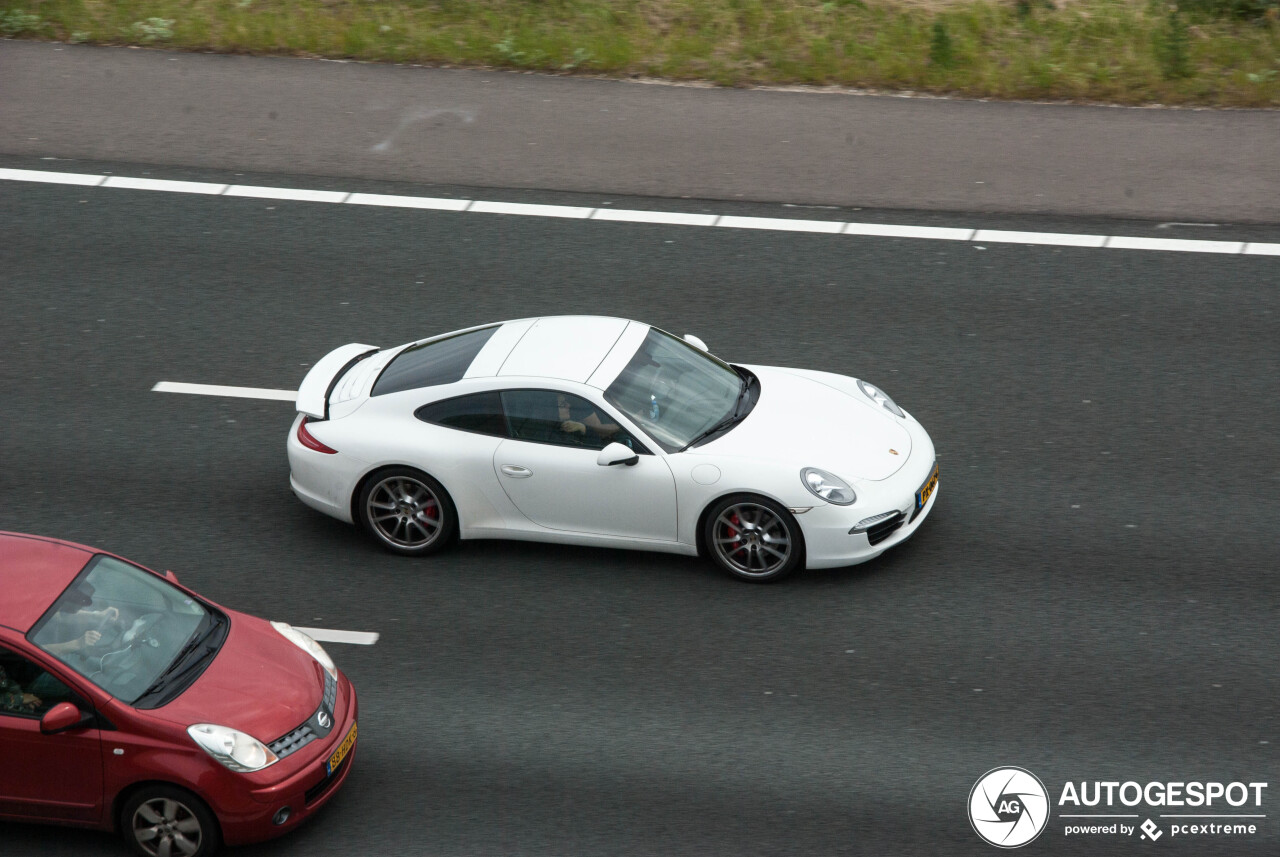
left=711, top=502, right=794, bottom=578
left=365, top=475, right=444, bottom=550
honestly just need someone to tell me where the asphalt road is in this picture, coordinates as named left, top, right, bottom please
left=3, top=39, right=1280, bottom=221
left=1, top=158, right=1278, bottom=855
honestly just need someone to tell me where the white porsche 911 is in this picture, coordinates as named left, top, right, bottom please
left=287, top=316, right=937, bottom=582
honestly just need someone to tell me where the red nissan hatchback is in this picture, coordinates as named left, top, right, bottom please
left=0, top=533, right=358, bottom=856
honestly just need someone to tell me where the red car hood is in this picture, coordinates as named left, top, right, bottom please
left=150, top=612, right=323, bottom=743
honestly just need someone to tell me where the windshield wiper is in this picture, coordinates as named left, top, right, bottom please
left=134, top=616, right=220, bottom=703
left=678, top=370, right=752, bottom=452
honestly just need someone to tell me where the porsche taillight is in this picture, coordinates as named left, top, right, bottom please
left=298, top=418, right=338, bottom=454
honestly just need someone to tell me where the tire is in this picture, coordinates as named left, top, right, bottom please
left=121, top=785, right=220, bottom=857
left=357, top=467, right=458, bottom=556
left=703, top=494, right=804, bottom=583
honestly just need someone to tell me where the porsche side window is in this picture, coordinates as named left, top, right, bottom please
left=0, top=646, right=78, bottom=719
left=500, top=390, right=638, bottom=452
left=415, top=392, right=507, bottom=438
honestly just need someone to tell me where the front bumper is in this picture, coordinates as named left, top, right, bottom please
left=800, top=468, right=939, bottom=570
left=214, top=672, right=360, bottom=846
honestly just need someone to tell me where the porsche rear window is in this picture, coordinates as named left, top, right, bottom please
left=372, top=326, right=498, bottom=397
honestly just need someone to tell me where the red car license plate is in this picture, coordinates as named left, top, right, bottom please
left=326, top=722, right=356, bottom=776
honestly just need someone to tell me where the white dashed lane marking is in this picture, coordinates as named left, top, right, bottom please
left=152, top=381, right=297, bottom=401
left=5, top=166, right=1278, bottom=256
left=296, top=627, right=380, bottom=646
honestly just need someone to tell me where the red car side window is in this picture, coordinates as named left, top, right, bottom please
left=0, top=645, right=77, bottom=719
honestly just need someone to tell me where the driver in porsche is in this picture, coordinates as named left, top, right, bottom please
left=557, top=393, right=621, bottom=444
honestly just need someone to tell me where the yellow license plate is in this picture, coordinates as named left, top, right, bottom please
left=326, top=722, right=356, bottom=776
left=915, top=463, right=939, bottom=512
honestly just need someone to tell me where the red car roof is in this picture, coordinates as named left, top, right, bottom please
left=0, top=532, right=96, bottom=632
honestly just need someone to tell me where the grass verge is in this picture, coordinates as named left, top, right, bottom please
left=2, top=0, right=1278, bottom=106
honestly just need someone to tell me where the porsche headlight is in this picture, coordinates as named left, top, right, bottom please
left=188, top=723, right=279, bottom=772
left=856, top=379, right=905, bottom=418
left=271, top=621, right=338, bottom=681
left=801, top=468, right=857, bottom=506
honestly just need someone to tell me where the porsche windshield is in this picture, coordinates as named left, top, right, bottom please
left=29, top=556, right=218, bottom=706
left=604, top=329, right=742, bottom=452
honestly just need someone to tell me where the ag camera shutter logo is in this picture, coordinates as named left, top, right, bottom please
left=969, top=767, right=1050, bottom=848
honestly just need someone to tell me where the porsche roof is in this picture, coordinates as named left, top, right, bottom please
left=466, top=316, right=643, bottom=385
left=0, top=532, right=94, bottom=631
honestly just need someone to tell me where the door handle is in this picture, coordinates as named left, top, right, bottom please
left=500, top=465, right=532, bottom=478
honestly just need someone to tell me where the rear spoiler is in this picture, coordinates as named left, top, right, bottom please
left=296, top=343, right=379, bottom=419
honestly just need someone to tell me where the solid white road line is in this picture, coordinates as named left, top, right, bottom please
left=717, top=215, right=844, bottom=234
left=346, top=192, right=470, bottom=211
left=590, top=208, right=719, bottom=227
left=102, top=176, right=228, bottom=194
left=1243, top=243, right=1280, bottom=256
left=0, top=167, right=105, bottom=186
left=295, top=627, right=380, bottom=646
left=5, top=167, right=1280, bottom=256
left=469, top=200, right=594, bottom=218
left=843, top=222, right=974, bottom=241
left=1103, top=236, right=1246, bottom=254
left=972, top=229, right=1107, bottom=248
left=152, top=381, right=297, bottom=401
left=224, top=185, right=350, bottom=203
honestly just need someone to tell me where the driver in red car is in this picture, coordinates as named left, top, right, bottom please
left=39, top=585, right=119, bottom=658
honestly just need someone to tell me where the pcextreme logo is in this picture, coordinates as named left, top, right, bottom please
left=969, top=768, right=1269, bottom=847
left=969, top=767, right=1051, bottom=848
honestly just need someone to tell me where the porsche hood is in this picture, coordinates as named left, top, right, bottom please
left=694, top=365, right=914, bottom=481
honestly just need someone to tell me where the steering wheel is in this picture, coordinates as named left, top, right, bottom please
left=121, top=613, right=164, bottom=648
left=80, top=610, right=125, bottom=649
left=88, top=613, right=164, bottom=688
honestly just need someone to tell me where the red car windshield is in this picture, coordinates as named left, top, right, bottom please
left=28, top=556, right=215, bottom=705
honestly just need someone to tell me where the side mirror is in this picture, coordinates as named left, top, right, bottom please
left=597, top=442, right=640, bottom=467
left=40, top=702, right=88, bottom=735
left=683, top=334, right=709, bottom=351
left=164, top=570, right=179, bottom=583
